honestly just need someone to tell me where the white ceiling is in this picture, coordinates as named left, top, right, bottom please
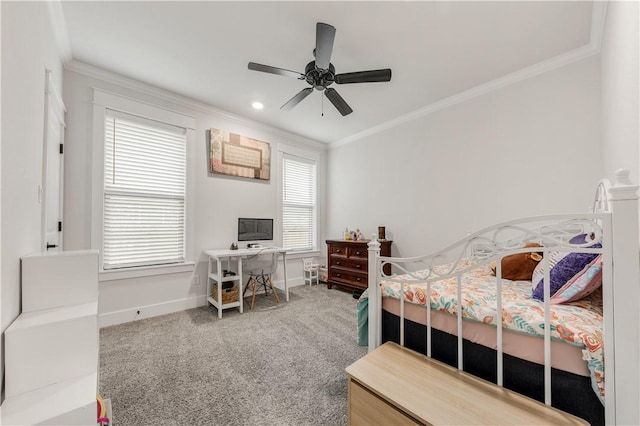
left=60, top=1, right=594, bottom=144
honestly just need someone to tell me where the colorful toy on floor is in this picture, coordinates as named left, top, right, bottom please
left=97, top=393, right=110, bottom=426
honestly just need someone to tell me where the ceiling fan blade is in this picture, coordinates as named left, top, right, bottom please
left=324, top=88, right=353, bottom=116
left=335, top=69, right=392, bottom=84
left=281, top=88, right=313, bottom=111
left=315, top=23, right=336, bottom=71
left=248, top=62, right=304, bottom=79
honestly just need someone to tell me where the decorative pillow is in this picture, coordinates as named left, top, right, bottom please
left=490, top=242, right=543, bottom=281
left=550, top=255, right=603, bottom=304
left=531, top=234, right=601, bottom=302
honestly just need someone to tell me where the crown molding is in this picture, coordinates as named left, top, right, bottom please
left=57, top=2, right=607, bottom=151
left=46, top=0, right=72, bottom=64
left=64, top=60, right=326, bottom=151
left=331, top=43, right=599, bottom=149
left=331, top=2, right=608, bottom=149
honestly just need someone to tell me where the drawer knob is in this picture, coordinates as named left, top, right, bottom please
left=336, top=261, right=341, bottom=265
left=356, top=265, right=361, bottom=269
left=337, top=273, right=341, bottom=277
left=357, top=277, right=361, bottom=282
left=356, top=251, right=361, bottom=255
left=336, top=249, right=341, bottom=253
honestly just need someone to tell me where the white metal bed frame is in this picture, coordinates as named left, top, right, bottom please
left=366, top=169, right=640, bottom=425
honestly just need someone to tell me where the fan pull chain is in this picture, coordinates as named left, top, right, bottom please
left=321, top=91, right=324, bottom=117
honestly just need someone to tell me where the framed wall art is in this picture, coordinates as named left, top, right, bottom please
left=208, top=129, right=271, bottom=180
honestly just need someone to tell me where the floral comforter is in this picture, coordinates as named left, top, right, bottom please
left=378, top=259, right=604, bottom=402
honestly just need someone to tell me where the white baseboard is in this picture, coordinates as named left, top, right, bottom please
left=98, top=295, right=207, bottom=328
left=99, top=277, right=307, bottom=328
left=273, top=276, right=305, bottom=290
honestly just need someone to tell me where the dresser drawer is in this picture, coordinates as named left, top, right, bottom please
left=348, top=246, right=368, bottom=259
left=330, top=267, right=367, bottom=288
left=329, top=244, right=348, bottom=256
left=330, top=256, right=366, bottom=272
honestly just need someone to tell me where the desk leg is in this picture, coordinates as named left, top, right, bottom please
left=207, top=257, right=212, bottom=306
left=216, top=258, right=223, bottom=319
left=238, top=257, right=243, bottom=314
left=283, top=252, right=289, bottom=302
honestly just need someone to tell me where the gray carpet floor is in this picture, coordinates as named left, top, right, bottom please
left=99, top=284, right=367, bottom=426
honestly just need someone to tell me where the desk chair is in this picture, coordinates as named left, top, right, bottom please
left=243, top=252, right=280, bottom=310
left=303, top=258, right=319, bottom=286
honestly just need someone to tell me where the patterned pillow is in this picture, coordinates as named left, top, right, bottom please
left=531, top=234, right=601, bottom=302
left=550, top=255, right=603, bottom=304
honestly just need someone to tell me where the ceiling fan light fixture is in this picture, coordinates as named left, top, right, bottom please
left=247, top=22, right=392, bottom=116
left=251, top=101, right=264, bottom=110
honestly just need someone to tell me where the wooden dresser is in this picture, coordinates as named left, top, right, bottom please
left=346, top=342, right=588, bottom=425
left=326, top=239, right=392, bottom=293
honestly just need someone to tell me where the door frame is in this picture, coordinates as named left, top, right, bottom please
left=41, top=69, right=66, bottom=251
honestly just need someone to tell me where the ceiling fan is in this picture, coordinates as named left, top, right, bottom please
left=248, top=22, right=392, bottom=116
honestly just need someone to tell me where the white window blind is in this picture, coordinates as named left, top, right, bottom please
left=103, top=110, right=186, bottom=269
left=282, top=154, right=317, bottom=251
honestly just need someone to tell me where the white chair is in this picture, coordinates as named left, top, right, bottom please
left=303, top=258, right=319, bottom=286
left=243, top=252, right=279, bottom=310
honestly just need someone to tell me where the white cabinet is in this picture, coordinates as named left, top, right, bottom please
left=21, top=249, right=99, bottom=312
left=1, top=250, right=99, bottom=425
left=5, top=302, right=98, bottom=398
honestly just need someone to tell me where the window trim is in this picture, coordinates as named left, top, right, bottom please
left=278, top=143, right=320, bottom=253
left=91, top=89, right=196, bottom=278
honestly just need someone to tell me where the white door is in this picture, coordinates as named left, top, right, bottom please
left=42, top=70, right=65, bottom=252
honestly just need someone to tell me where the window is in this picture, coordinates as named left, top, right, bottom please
left=282, top=153, right=317, bottom=251
left=103, top=110, right=186, bottom=269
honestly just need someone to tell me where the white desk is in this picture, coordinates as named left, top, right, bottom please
left=203, top=247, right=290, bottom=318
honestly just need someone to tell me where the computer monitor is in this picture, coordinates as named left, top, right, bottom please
left=238, top=218, right=274, bottom=242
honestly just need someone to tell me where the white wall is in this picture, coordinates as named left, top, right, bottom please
left=1, top=1, right=64, bottom=396
left=601, top=1, right=639, bottom=183
left=328, top=56, right=602, bottom=258
left=63, top=64, right=326, bottom=327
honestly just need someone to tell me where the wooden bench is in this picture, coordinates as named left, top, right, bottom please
left=345, top=342, right=588, bottom=425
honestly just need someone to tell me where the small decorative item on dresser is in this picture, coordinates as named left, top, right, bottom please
left=378, top=226, right=386, bottom=240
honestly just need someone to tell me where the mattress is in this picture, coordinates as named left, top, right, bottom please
left=361, top=259, right=604, bottom=402
left=382, top=298, right=589, bottom=376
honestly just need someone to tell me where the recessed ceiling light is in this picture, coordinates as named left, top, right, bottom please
left=252, top=101, right=264, bottom=110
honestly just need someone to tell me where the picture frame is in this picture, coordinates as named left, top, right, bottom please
left=208, top=128, right=271, bottom=180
